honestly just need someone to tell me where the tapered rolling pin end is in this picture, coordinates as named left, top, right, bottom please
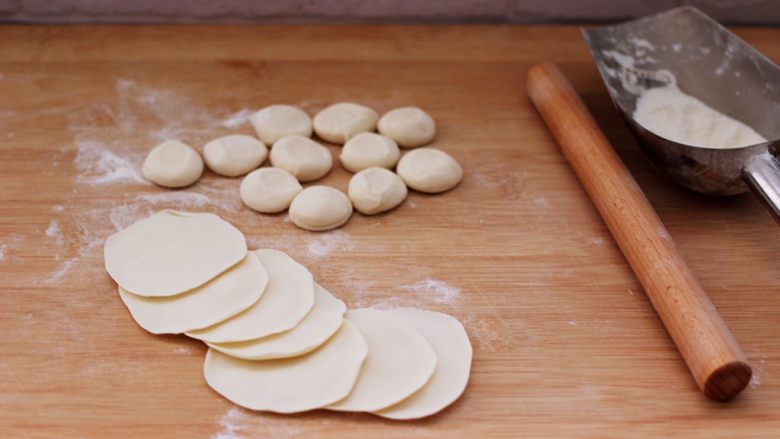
left=704, top=361, right=752, bottom=402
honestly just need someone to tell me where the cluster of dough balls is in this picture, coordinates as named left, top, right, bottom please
left=140, top=103, right=463, bottom=232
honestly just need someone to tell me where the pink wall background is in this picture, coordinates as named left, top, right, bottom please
left=1, top=0, right=779, bottom=24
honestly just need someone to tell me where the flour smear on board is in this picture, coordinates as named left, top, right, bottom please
left=213, top=407, right=246, bottom=439
left=307, top=231, right=355, bottom=259
left=401, top=278, right=461, bottom=304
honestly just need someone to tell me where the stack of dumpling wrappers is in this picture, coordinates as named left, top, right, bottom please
left=104, top=210, right=472, bottom=419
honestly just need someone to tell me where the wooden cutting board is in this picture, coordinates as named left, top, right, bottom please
left=1, top=24, right=778, bottom=438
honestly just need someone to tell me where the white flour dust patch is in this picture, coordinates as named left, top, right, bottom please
left=220, top=109, right=254, bottom=128
left=109, top=204, right=148, bottom=232
left=74, top=140, right=148, bottom=186
left=46, top=220, right=64, bottom=247
left=195, top=180, right=243, bottom=212
left=213, top=407, right=248, bottom=439
left=0, top=244, right=6, bottom=262
left=401, top=278, right=461, bottom=304
left=750, top=358, right=767, bottom=389
left=174, top=345, right=195, bottom=355
left=136, top=192, right=213, bottom=209
left=114, top=79, right=220, bottom=142
left=45, top=221, right=59, bottom=237
left=49, top=258, right=77, bottom=283
left=307, top=231, right=354, bottom=259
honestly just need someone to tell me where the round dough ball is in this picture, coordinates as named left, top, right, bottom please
left=202, top=135, right=267, bottom=177
left=348, top=167, right=407, bottom=215
left=375, top=308, right=473, bottom=420
left=313, top=102, right=378, bottom=144
left=208, top=283, right=346, bottom=360
left=204, top=320, right=368, bottom=414
left=378, top=107, right=436, bottom=148
left=326, top=309, right=437, bottom=413
left=270, top=135, right=333, bottom=182
left=240, top=167, right=303, bottom=213
left=396, top=147, right=463, bottom=193
left=250, top=105, right=312, bottom=145
left=187, top=249, right=315, bottom=343
left=340, top=132, right=400, bottom=172
left=118, top=252, right=268, bottom=334
left=104, top=210, right=247, bottom=297
left=142, top=140, right=204, bottom=188
left=289, top=186, right=353, bottom=232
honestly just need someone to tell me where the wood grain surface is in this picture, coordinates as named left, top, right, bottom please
left=0, top=24, right=778, bottom=438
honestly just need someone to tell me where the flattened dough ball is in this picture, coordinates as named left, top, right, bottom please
left=375, top=308, right=473, bottom=419
left=348, top=167, right=407, bottom=215
left=203, top=134, right=267, bottom=177
left=240, top=167, right=302, bottom=213
left=270, top=135, right=333, bottom=182
left=204, top=320, right=368, bottom=414
left=250, top=105, right=313, bottom=145
left=396, top=147, right=463, bottom=193
left=118, top=252, right=268, bottom=334
left=340, top=132, right=400, bottom=172
left=104, top=210, right=247, bottom=297
left=289, top=186, right=353, bottom=232
left=187, top=249, right=315, bottom=343
left=142, top=140, right=204, bottom=188
left=313, top=102, right=378, bottom=144
left=327, top=309, right=437, bottom=413
left=208, top=283, right=346, bottom=360
left=378, top=107, right=436, bottom=148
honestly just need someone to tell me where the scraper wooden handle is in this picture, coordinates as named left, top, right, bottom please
left=526, top=62, right=751, bottom=401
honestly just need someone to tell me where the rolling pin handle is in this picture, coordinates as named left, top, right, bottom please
left=526, top=62, right=752, bottom=401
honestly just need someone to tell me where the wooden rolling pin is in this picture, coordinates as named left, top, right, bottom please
left=526, top=62, right=752, bottom=401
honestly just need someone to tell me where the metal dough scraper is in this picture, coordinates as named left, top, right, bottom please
left=583, top=6, right=780, bottom=222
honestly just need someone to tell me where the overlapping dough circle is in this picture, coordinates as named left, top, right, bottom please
left=187, top=249, right=315, bottom=343
left=208, top=283, right=346, bottom=360
left=327, top=308, right=437, bottom=412
left=204, top=320, right=368, bottom=414
left=375, top=308, right=473, bottom=419
left=118, top=252, right=268, bottom=334
left=104, top=210, right=247, bottom=297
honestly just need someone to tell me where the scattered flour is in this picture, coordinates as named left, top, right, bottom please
left=750, top=358, right=766, bottom=389
left=213, top=407, right=247, bottom=439
left=74, top=140, right=148, bottom=186
left=51, top=205, right=65, bottom=213
left=45, top=220, right=60, bottom=237
left=46, top=220, right=64, bottom=246
left=174, top=345, right=195, bottom=355
left=49, top=258, right=77, bottom=283
left=401, top=278, right=461, bottom=304
left=136, top=192, right=213, bottom=209
left=110, top=204, right=147, bottom=231
left=365, top=296, right=406, bottom=310
left=113, top=78, right=219, bottom=142
left=307, top=231, right=355, bottom=259
left=0, top=244, right=6, bottom=261
left=533, top=197, right=549, bottom=208
left=567, top=321, right=578, bottom=326
left=220, top=109, right=254, bottom=129
left=590, top=237, right=605, bottom=246
left=195, top=180, right=243, bottom=211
